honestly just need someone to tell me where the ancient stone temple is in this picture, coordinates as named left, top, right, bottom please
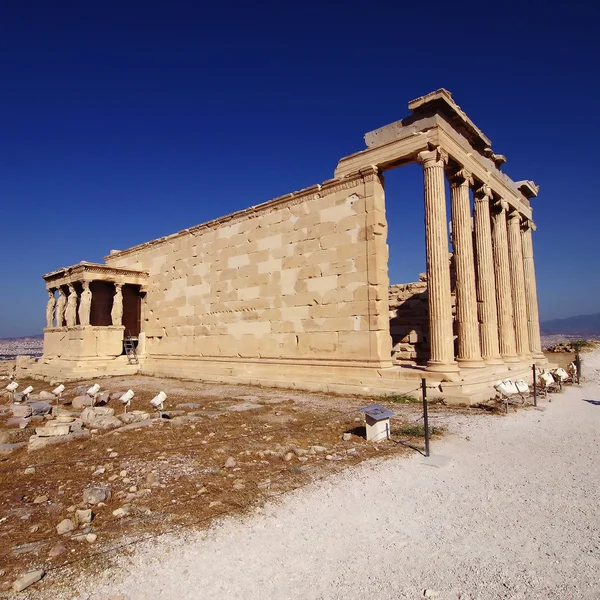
left=33, top=89, right=545, bottom=403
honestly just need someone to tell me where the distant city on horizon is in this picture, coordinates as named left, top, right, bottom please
left=1, top=313, right=599, bottom=361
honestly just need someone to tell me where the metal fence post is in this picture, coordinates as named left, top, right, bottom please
left=422, top=378, right=430, bottom=458
left=533, top=364, right=537, bottom=407
left=576, top=351, right=581, bottom=385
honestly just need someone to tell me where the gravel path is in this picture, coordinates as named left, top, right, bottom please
left=79, top=356, right=600, bottom=600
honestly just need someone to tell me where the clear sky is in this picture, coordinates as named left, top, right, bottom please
left=1, top=0, right=599, bottom=337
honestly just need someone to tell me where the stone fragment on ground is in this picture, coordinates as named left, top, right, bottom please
left=48, top=543, right=66, bottom=558
left=5, top=417, right=30, bottom=428
left=29, top=401, right=52, bottom=416
left=38, top=391, right=56, bottom=401
left=112, top=506, right=131, bottom=518
left=28, top=430, right=90, bottom=452
left=10, top=404, right=32, bottom=418
left=76, top=508, right=93, bottom=525
left=310, top=445, right=327, bottom=453
left=224, top=457, right=237, bottom=468
left=72, top=395, right=94, bottom=410
left=35, top=423, right=71, bottom=437
left=12, top=569, right=44, bottom=592
left=227, top=402, right=262, bottom=412
left=56, top=518, right=75, bottom=535
left=176, top=403, right=202, bottom=410
left=118, top=411, right=150, bottom=424
left=96, top=392, right=111, bottom=405
left=83, top=486, right=111, bottom=505
left=81, top=407, right=122, bottom=430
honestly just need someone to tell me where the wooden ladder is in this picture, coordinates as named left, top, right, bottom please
left=124, top=335, right=139, bottom=365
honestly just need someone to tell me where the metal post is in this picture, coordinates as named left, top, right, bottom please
left=532, top=364, right=537, bottom=407
left=576, top=351, right=581, bottom=385
left=422, top=378, right=430, bottom=458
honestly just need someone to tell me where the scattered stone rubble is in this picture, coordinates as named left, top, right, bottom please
left=0, top=384, right=158, bottom=454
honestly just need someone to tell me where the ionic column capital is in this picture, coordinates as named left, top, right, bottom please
left=474, top=184, right=493, bottom=202
left=521, top=218, right=537, bottom=232
left=417, top=147, right=448, bottom=169
left=448, top=167, right=473, bottom=188
left=493, top=198, right=510, bottom=213
left=507, top=210, right=523, bottom=224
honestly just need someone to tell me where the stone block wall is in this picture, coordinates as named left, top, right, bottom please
left=389, top=274, right=457, bottom=364
left=104, top=169, right=393, bottom=371
left=389, top=277, right=430, bottom=364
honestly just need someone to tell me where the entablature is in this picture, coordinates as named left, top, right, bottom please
left=43, top=261, right=149, bottom=290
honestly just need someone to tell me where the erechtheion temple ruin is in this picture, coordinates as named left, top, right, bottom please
left=30, top=89, right=546, bottom=403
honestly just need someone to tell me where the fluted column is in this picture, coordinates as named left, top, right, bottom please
left=507, top=211, right=531, bottom=359
left=449, top=168, right=484, bottom=367
left=491, top=199, right=519, bottom=362
left=521, top=219, right=546, bottom=361
left=417, top=147, right=458, bottom=372
left=473, top=185, right=503, bottom=364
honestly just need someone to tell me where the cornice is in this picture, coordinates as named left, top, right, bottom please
left=43, top=261, right=149, bottom=287
left=103, top=171, right=369, bottom=261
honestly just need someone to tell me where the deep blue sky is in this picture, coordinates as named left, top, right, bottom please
left=1, top=0, right=598, bottom=337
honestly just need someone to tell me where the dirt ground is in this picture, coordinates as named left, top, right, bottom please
left=1, top=346, right=590, bottom=596
left=0, top=372, right=495, bottom=594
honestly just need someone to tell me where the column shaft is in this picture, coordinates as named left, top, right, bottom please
left=507, top=212, right=531, bottom=358
left=473, top=186, right=503, bottom=364
left=521, top=222, right=545, bottom=360
left=491, top=200, right=518, bottom=361
left=417, top=148, right=458, bottom=372
left=449, top=168, right=483, bottom=367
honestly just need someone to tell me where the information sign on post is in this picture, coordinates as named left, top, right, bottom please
left=359, top=404, right=395, bottom=441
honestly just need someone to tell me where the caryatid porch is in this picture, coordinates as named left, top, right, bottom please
left=42, top=262, right=148, bottom=360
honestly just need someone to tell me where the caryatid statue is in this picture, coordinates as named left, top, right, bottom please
left=55, top=288, right=67, bottom=327
left=111, top=283, right=123, bottom=326
left=65, top=284, right=78, bottom=327
left=78, top=281, right=92, bottom=326
left=45, top=290, right=56, bottom=329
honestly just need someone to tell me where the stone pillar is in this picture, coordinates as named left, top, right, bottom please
left=473, top=186, right=503, bottom=364
left=449, top=167, right=484, bottom=367
left=65, top=284, right=78, bottom=327
left=507, top=211, right=531, bottom=359
left=417, top=147, right=458, bottom=372
left=521, top=220, right=546, bottom=362
left=78, top=281, right=92, bottom=326
left=55, top=288, right=67, bottom=327
left=111, top=283, right=123, bottom=326
left=491, top=199, right=519, bottom=362
left=45, top=290, right=56, bottom=329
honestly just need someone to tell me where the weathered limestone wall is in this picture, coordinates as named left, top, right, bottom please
left=104, top=169, right=392, bottom=377
left=389, top=276, right=457, bottom=365
left=389, top=279, right=429, bottom=363
left=43, top=327, right=125, bottom=359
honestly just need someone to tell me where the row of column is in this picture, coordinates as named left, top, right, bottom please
left=46, top=283, right=124, bottom=328
left=417, top=147, right=544, bottom=372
